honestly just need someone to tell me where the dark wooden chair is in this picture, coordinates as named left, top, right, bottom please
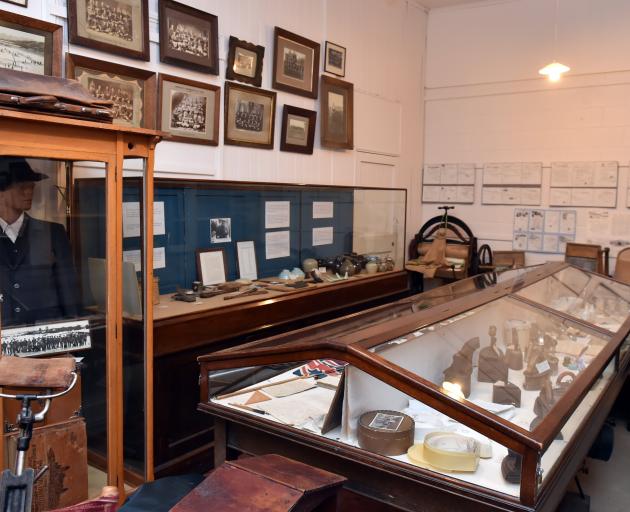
left=613, top=247, right=630, bottom=285
left=564, top=242, right=609, bottom=276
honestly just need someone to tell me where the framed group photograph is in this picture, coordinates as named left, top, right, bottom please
left=324, top=41, right=346, bottom=77
left=321, top=75, right=353, bottom=150
left=196, top=248, right=227, bottom=286
left=159, top=0, right=218, bottom=74
left=280, top=105, right=316, bottom=155
left=224, top=81, right=276, bottom=149
left=68, top=0, right=150, bottom=61
left=226, top=35, right=264, bottom=87
left=272, top=27, right=319, bottom=99
left=0, top=9, right=62, bottom=76
left=158, top=74, right=220, bottom=145
left=67, top=53, right=156, bottom=128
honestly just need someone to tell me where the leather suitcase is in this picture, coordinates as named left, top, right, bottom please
left=4, top=417, right=88, bottom=512
left=0, top=68, right=113, bottom=123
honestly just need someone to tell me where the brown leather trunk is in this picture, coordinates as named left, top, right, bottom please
left=4, top=417, right=88, bottom=512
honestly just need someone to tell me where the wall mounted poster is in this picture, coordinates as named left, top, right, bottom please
left=513, top=208, right=576, bottom=254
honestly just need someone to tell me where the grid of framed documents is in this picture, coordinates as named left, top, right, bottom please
left=512, top=208, right=576, bottom=254
left=549, top=161, right=618, bottom=208
left=481, top=162, right=542, bottom=205
left=422, top=163, right=475, bottom=204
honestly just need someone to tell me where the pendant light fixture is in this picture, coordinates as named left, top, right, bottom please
left=539, top=0, right=570, bottom=82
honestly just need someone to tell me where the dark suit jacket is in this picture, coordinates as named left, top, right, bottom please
left=0, top=214, right=81, bottom=327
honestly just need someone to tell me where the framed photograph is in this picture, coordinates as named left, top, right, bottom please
left=159, top=0, right=218, bottom=74
left=1, top=0, right=27, bottom=7
left=67, top=53, right=156, bottom=128
left=196, top=248, right=227, bottom=286
left=272, top=27, right=319, bottom=99
left=280, top=105, right=316, bottom=155
left=224, top=81, right=276, bottom=149
left=320, top=75, right=353, bottom=150
left=1, top=320, right=91, bottom=357
left=0, top=9, right=62, bottom=76
left=68, top=0, right=149, bottom=61
left=226, top=35, right=264, bottom=87
left=158, top=74, right=220, bottom=145
left=236, top=240, right=258, bottom=281
left=324, top=41, right=346, bottom=77
left=210, top=217, right=231, bottom=243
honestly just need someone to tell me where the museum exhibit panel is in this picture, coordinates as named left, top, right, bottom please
left=0, top=109, right=162, bottom=502
left=198, top=262, right=630, bottom=511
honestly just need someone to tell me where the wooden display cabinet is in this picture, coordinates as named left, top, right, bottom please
left=198, top=262, right=630, bottom=511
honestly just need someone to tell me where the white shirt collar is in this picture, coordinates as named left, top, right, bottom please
left=0, top=212, right=25, bottom=243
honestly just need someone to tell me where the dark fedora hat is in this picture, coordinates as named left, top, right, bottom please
left=0, top=157, right=49, bottom=191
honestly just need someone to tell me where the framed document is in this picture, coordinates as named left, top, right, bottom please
left=236, top=241, right=258, bottom=280
left=196, top=248, right=227, bottom=286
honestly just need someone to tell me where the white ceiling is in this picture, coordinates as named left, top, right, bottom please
left=418, top=0, right=488, bottom=9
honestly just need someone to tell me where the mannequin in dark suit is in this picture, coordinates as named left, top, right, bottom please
left=0, top=157, right=80, bottom=327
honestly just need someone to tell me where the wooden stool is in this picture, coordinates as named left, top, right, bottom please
left=171, top=454, right=346, bottom=512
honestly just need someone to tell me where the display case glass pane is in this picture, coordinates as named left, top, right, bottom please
left=516, top=266, right=630, bottom=332
left=370, top=296, right=611, bottom=434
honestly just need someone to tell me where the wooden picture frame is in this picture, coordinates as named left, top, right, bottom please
left=159, top=0, right=219, bottom=74
left=0, top=9, right=62, bottom=76
left=1, top=0, right=27, bottom=8
left=280, top=105, right=316, bottom=155
left=67, top=0, right=150, bottom=61
left=320, top=75, right=353, bottom=150
left=224, top=81, right=276, bottom=150
left=67, top=53, right=156, bottom=129
left=272, top=27, right=319, bottom=99
left=324, top=41, right=346, bottom=77
left=236, top=241, right=258, bottom=281
left=158, top=74, right=220, bottom=146
left=226, top=35, right=264, bottom=87
left=196, top=248, right=227, bottom=286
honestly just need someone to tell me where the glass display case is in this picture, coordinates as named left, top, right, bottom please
left=198, top=262, right=630, bottom=512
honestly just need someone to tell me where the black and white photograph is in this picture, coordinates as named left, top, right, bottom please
left=321, top=75, right=353, bottom=149
left=224, top=81, right=276, bottom=149
left=88, top=76, right=135, bottom=123
left=0, top=24, right=45, bottom=74
left=324, top=41, right=346, bottom=77
left=0, top=12, right=61, bottom=76
left=210, top=218, right=231, bottom=243
left=327, top=90, right=345, bottom=137
left=159, top=0, right=218, bottom=74
left=283, top=47, right=305, bottom=80
left=368, top=412, right=404, bottom=431
left=280, top=105, right=316, bottom=154
left=273, top=27, right=319, bottom=99
left=158, top=74, right=219, bottom=145
left=1, top=320, right=91, bottom=357
left=69, top=0, right=149, bottom=60
left=226, top=36, right=264, bottom=87
left=235, top=99, right=264, bottom=132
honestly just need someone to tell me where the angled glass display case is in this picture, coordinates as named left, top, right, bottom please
left=198, top=262, right=630, bottom=512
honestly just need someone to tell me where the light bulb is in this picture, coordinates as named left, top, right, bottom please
left=539, top=61, right=570, bottom=82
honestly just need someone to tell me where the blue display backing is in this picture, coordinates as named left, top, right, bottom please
left=75, top=180, right=354, bottom=294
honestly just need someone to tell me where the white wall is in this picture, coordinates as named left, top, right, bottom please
left=5, top=0, right=427, bottom=244
left=423, top=0, right=630, bottom=268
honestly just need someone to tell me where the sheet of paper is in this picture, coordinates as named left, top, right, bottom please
left=502, top=187, right=521, bottom=204
left=482, top=187, right=502, bottom=204
left=513, top=233, right=527, bottom=251
left=312, top=201, right=334, bottom=219
left=558, top=235, right=573, bottom=253
left=502, top=163, right=522, bottom=185
left=237, top=241, right=258, bottom=280
left=265, top=230, right=290, bottom=259
left=550, top=163, right=571, bottom=187
left=440, top=186, right=458, bottom=202
left=527, top=233, right=542, bottom=252
left=593, top=188, right=616, bottom=207
left=586, top=210, right=610, bottom=238
left=312, top=226, right=334, bottom=246
left=442, top=164, right=459, bottom=184
left=572, top=162, right=595, bottom=187
left=424, top=165, right=442, bottom=185
left=529, top=210, right=544, bottom=232
left=483, top=164, right=502, bottom=185
left=513, top=210, right=529, bottom=232
left=521, top=187, right=541, bottom=205
left=559, top=211, right=576, bottom=234
left=549, top=188, right=571, bottom=206
left=123, top=202, right=141, bottom=238
left=594, top=161, right=618, bottom=187
left=457, top=164, right=475, bottom=185
left=542, top=234, right=559, bottom=253
left=612, top=213, right=630, bottom=237
left=456, top=186, right=474, bottom=203
left=122, top=248, right=165, bottom=271
left=199, top=250, right=226, bottom=285
left=422, top=186, right=441, bottom=202
left=544, top=211, right=560, bottom=233
left=153, top=202, right=166, bottom=236
left=265, top=201, right=290, bottom=229
left=521, top=163, right=542, bottom=185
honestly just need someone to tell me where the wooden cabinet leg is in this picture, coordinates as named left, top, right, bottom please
left=213, top=418, right=227, bottom=468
